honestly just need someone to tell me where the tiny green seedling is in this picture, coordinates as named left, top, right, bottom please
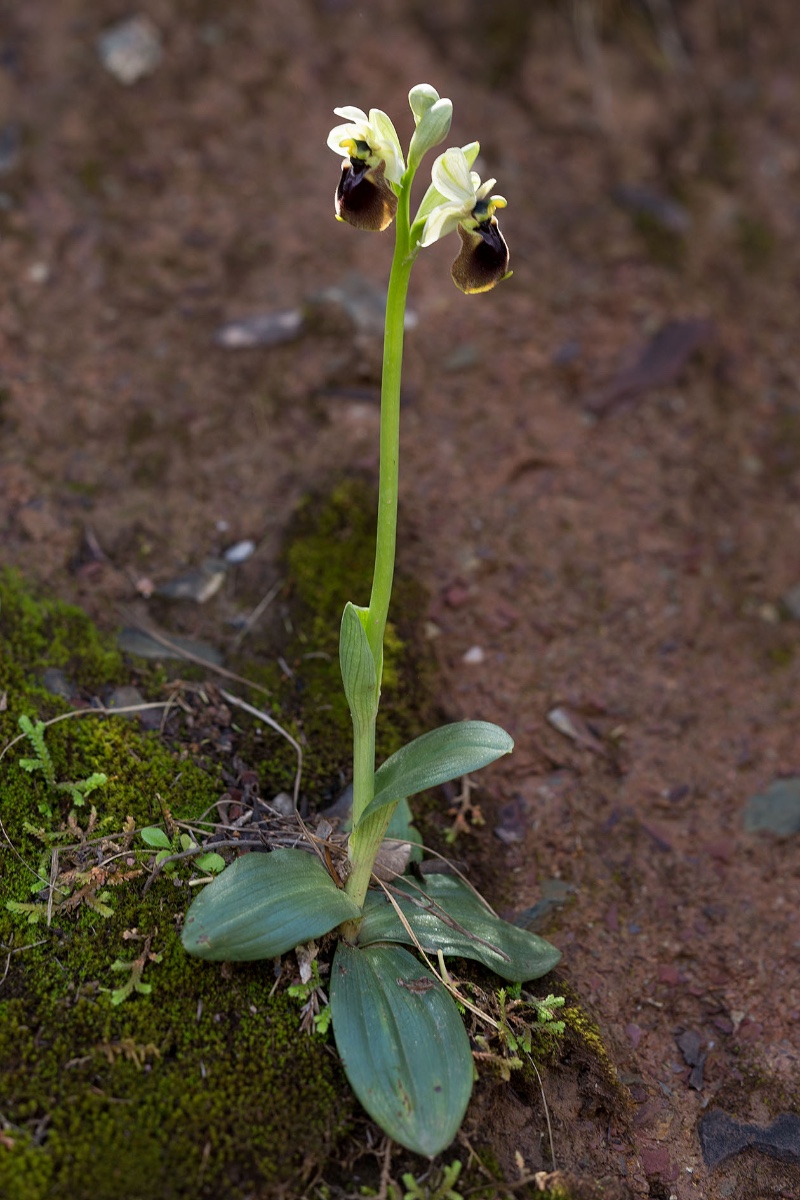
left=467, top=984, right=566, bottom=1082
left=17, top=713, right=108, bottom=816
left=181, top=85, right=559, bottom=1158
left=139, top=825, right=225, bottom=876
left=532, top=992, right=567, bottom=1034
left=287, top=959, right=332, bottom=1035
left=399, top=1160, right=464, bottom=1200
left=102, top=935, right=163, bottom=1005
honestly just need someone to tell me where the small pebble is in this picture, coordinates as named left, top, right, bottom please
left=223, top=539, right=255, bottom=565
left=743, top=778, right=800, bottom=835
left=625, top=1023, right=644, bottom=1049
left=42, top=667, right=74, bottom=700
left=215, top=309, right=304, bottom=349
left=97, top=15, right=163, bottom=85
left=442, top=344, right=480, bottom=372
left=443, top=583, right=470, bottom=608
left=462, top=645, right=485, bottom=665
left=781, top=583, right=800, bottom=620
left=118, top=628, right=223, bottom=666
left=155, top=558, right=227, bottom=603
left=0, top=123, right=21, bottom=174
left=546, top=706, right=606, bottom=755
left=308, top=273, right=417, bottom=337
left=514, top=880, right=576, bottom=931
left=494, top=794, right=527, bottom=844
left=319, top=783, right=353, bottom=823
left=134, top=576, right=155, bottom=598
left=106, top=685, right=145, bottom=715
left=638, top=1147, right=677, bottom=1180
left=269, top=792, right=295, bottom=817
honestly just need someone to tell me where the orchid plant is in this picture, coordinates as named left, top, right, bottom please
left=182, top=86, right=559, bottom=1159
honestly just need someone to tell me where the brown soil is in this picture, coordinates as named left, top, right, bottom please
left=2, top=2, right=799, bottom=1197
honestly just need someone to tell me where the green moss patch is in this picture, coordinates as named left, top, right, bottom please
left=0, top=572, right=351, bottom=1199
left=232, top=477, right=434, bottom=807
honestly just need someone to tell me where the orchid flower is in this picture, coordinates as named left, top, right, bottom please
left=327, top=106, right=405, bottom=231
left=414, top=145, right=510, bottom=294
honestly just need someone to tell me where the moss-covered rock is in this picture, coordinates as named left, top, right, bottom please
left=0, top=474, right=437, bottom=1198
left=0, top=571, right=352, bottom=1199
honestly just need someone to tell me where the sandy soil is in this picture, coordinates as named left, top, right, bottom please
left=1, top=2, right=799, bottom=1197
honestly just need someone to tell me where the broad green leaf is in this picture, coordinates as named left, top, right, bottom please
left=140, top=826, right=171, bottom=849
left=359, top=722, right=513, bottom=823
left=339, top=602, right=378, bottom=732
left=181, top=849, right=360, bottom=961
left=358, top=875, right=561, bottom=982
left=330, top=941, right=473, bottom=1157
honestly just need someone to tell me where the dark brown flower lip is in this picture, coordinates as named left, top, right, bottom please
left=451, top=217, right=510, bottom=294
left=335, top=157, right=398, bottom=233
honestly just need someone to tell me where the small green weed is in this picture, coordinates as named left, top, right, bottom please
left=287, top=959, right=332, bottom=1035
left=139, top=824, right=225, bottom=875
left=395, top=1160, right=463, bottom=1200
left=472, top=985, right=566, bottom=1080
left=4, top=810, right=144, bottom=926
left=101, top=935, right=163, bottom=1005
left=18, top=713, right=108, bottom=816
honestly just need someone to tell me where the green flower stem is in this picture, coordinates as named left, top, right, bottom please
left=349, top=711, right=376, bottom=851
left=364, top=179, right=414, bottom=679
left=345, top=172, right=416, bottom=912
left=341, top=805, right=393, bottom=924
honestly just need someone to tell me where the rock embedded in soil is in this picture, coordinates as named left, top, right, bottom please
left=215, top=309, right=305, bottom=349
left=42, top=666, right=75, bottom=700
left=153, top=558, right=227, bottom=603
left=515, top=879, right=577, bottom=931
left=743, top=777, right=800, bottom=835
left=0, top=121, right=21, bottom=174
left=117, top=627, right=223, bottom=665
left=223, top=539, right=256, bottom=565
left=698, top=1109, right=800, bottom=1169
left=782, top=582, right=800, bottom=619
